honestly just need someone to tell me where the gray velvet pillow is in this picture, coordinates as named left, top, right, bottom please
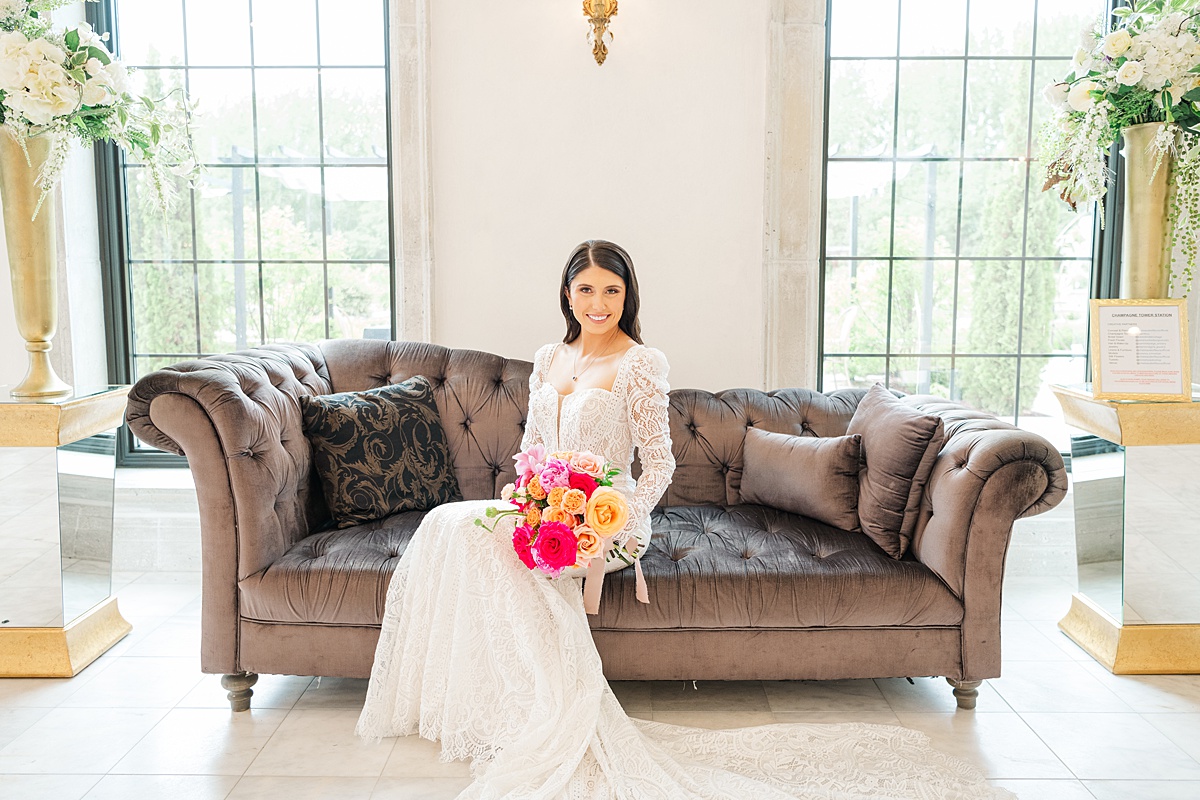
left=846, top=383, right=945, bottom=559
left=740, top=428, right=862, bottom=531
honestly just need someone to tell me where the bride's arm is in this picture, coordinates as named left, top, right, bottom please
left=619, top=347, right=676, bottom=543
left=519, top=345, right=548, bottom=452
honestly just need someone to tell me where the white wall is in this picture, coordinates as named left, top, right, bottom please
left=428, top=0, right=770, bottom=391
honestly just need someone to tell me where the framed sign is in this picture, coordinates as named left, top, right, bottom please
left=1090, top=298, right=1192, bottom=402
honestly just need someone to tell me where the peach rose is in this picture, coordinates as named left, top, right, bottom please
left=560, top=488, right=587, bottom=516
left=525, top=506, right=542, bottom=527
left=575, top=525, right=603, bottom=562
left=569, top=451, right=607, bottom=479
left=547, top=486, right=567, bottom=508
left=527, top=475, right=547, bottom=501
left=585, top=487, right=629, bottom=537
left=543, top=507, right=576, bottom=526
left=500, top=483, right=515, bottom=502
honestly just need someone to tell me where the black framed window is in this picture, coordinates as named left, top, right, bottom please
left=93, top=0, right=395, bottom=465
left=819, top=0, right=1106, bottom=439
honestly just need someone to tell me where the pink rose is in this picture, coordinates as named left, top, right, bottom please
left=512, top=525, right=536, bottom=570
left=513, top=445, right=546, bottom=480
left=538, top=458, right=572, bottom=491
left=531, top=521, right=578, bottom=575
left=568, top=451, right=607, bottom=479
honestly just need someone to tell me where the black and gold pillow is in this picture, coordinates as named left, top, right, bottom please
left=300, top=377, right=462, bottom=528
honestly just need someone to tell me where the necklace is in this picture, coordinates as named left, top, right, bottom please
left=571, top=332, right=619, bottom=382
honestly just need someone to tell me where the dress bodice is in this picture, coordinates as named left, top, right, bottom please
left=522, top=342, right=675, bottom=542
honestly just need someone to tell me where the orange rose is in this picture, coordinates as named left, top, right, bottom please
left=525, top=506, right=541, bottom=527
left=585, top=487, right=628, bottom=537
left=547, top=486, right=567, bottom=508
left=543, top=507, right=576, bottom=526
left=527, top=475, right=547, bottom=501
left=575, top=525, right=603, bottom=562
left=560, top=488, right=587, bottom=516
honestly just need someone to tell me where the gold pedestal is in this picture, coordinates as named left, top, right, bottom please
left=0, top=597, right=132, bottom=677
left=1059, top=593, right=1200, bottom=674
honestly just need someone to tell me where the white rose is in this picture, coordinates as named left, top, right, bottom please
left=81, top=77, right=110, bottom=106
left=1042, top=81, right=1070, bottom=108
left=1102, top=29, right=1133, bottom=58
left=104, top=61, right=127, bottom=94
left=72, top=22, right=106, bottom=50
left=84, top=57, right=105, bottom=78
left=1068, top=80, right=1099, bottom=112
left=1116, top=60, right=1144, bottom=86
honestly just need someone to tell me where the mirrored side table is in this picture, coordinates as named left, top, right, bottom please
left=0, top=386, right=132, bottom=676
left=1052, top=382, right=1200, bottom=674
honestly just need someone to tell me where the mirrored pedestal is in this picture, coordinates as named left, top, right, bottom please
left=0, top=387, right=132, bottom=676
left=1054, top=383, right=1200, bottom=674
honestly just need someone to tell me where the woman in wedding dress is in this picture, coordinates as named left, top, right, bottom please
left=356, top=240, right=1011, bottom=800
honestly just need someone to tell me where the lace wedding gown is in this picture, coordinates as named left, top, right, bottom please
left=357, top=344, right=1011, bottom=800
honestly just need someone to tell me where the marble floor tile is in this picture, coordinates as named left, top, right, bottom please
left=772, top=710, right=902, bottom=725
left=82, top=774, right=239, bottom=800
left=244, top=709, right=394, bottom=778
left=112, top=708, right=287, bottom=776
left=380, top=734, right=471, bottom=778
left=1143, top=713, right=1200, bottom=762
left=608, top=680, right=653, bottom=712
left=114, top=581, right=202, bottom=619
left=0, top=707, right=50, bottom=748
left=650, top=711, right=777, bottom=729
left=651, top=680, right=770, bottom=713
left=1001, top=577, right=1076, bottom=621
left=122, top=619, right=201, bottom=659
left=989, top=660, right=1132, bottom=713
left=1081, top=668, right=1200, bottom=714
left=875, top=677, right=1010, bottom=714
left=57, top=656, right=204, bottom=709
left=372, top=777, right=473, bottom=799
left=1000, top=619, right=1077, bottom=662
left=0, top=773, right=100, bottom=800
left=989, top=778, right=1095, bottom=800
left=0, top=661, right=113, bottom=709
left=1084, top=779, right=1200, bottom=799
left=294, top=677, right=370, bottom=710
left=226, top=776, right=377, bottom=799
left=762, top=679, right=892, bottom=714
left=178, top=674, right=313, bottom=711
left=893, top=712, right=1072, bottom=780
left=1022, top=712, right=1200, bottom=780
left=0, top=707, right=167, bottom=774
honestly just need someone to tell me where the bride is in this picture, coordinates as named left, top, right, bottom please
left=356, top=240, right=1010, bottom=799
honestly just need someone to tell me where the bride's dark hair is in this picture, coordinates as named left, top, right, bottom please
left=559, top=240, right=643, bottom=345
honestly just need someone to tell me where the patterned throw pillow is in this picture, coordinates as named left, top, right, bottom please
left=300, top=377, right=462, bottom=528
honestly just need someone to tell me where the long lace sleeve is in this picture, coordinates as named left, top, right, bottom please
left=620, top=346, right=675, bottom=541
left=520, top=344, right=551, bottom=452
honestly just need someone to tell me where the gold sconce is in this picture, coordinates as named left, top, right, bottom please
left=583, top=0, right=617, bottom=65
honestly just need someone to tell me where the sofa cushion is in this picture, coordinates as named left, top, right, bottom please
left=590, top=505, right=963, bottom=631
left=846, top=384, right=945, bottom=559
left=740, top=428, right=861, bottom=531
left=239, top=511, right=426, bottom=625
left=300, top=377, right=462, bottom=528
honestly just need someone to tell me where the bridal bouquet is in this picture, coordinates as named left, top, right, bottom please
left=475, top=444, right=634, bottom=577
left=0, top=0, right=199, bottom=215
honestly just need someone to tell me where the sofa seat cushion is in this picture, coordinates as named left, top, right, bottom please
left=239, top=510, right=427, bottom=625
left=590, top=505, right=963, bottom=632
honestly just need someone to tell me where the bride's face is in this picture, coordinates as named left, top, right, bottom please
left=566, top=265, right=625, bottom=337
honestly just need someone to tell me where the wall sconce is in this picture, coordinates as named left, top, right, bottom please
left=583, top=0, right=617, bottom=65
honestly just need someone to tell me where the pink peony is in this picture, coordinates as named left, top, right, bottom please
left=568, top=470, right=598, bottom=498
left=538, top=458, right=572, bottom=491
left=512, top=525, right=536, bottom=570
left=531, top=521, right=578, bottom=575
left=513, top=445, right=546, bottom=481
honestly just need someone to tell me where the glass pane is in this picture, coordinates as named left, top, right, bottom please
left=121, top=68, right=188, bottom=164
left=889, top=356, right=953, bottom=397
left=1036, top=0, right=1106, bottom=57
left=322, top=69, right=388, bottom=159
left=262, top=263, right=326, bottom=343
left=888, top=260, right=955, bottom=354
left=892, top=160, right=960, bottom=258
left=1024, top=259, right=1091, bottom=355
left=824, top=260, right=888, bottom=354
left=186, top=0, right=252, bottom=66
left=319, top=0, right=386, bottom=65
left=825, top=161, right=894, bottom=258
left=124, top=168, right=192, bottom=261
left=195, top=170, right=259, bottom=261
left=897, top=60, right=964, bottom=158
left=955, top=260, right=1022, bottom=354
left=1020, top=355, right=1086, bottom=420
left=956, top=356, right=1018, bottom=419
left=823, top=356, right=887, bottom=392
left=198, top=263, right=263, bottom=352
left=130, top=262, right=198, bottom=355
left=964, top=60, right=1032, bottom=158
left=328, top=263, right=391, bottom=339
left=830, top=0, right=897, bottom=57
left=257, top=168, right=325, bottom=260
left=253, top=0, right=318, bottom=65
left=969, top=0, right=1035, bottom=56
left=188, top=68, right=255, bottom=164
left=899, top=0, right=966, bottom=57
left=828, top=60, right=895, bottom=158
left=255, top=69, right=322, bottom=160
left=115, top=0, right=185, bottom=66
left=959, top=160, right=1028, bottom=257
left=325, top=167, right=388, bottom=260
left=1032, top=58, right=1071, bottom=156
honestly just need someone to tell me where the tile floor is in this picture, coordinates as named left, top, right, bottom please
left=5, top=513, right=1200, bottom=797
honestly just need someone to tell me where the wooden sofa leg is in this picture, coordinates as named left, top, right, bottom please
left=221, top=672, right=259, bottom=712
left=946, top=678, right=981, bottom=710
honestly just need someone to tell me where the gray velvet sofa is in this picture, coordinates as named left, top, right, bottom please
left=126, top=340, right=1067, bottom=711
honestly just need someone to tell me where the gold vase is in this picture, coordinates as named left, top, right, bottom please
left=1119, top=122, right=1172, bottom=299
left=0, top=129, right=71, bottom=397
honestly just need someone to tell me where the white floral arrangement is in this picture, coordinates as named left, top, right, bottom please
left=1040, top=0, right=1200, bottom=294
left=0, top=0, right=197, bottom=216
